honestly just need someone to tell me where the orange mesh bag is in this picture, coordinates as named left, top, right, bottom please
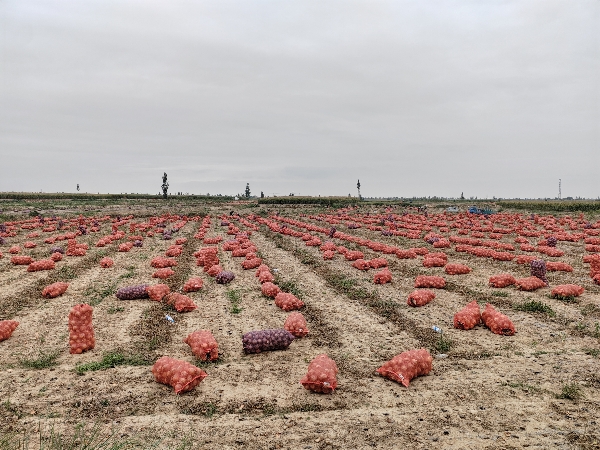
left=242, top=258, right=262, bottom=269
left=369, top=258, right=388, bottom=269
left=203, top=255, right=220, bottom=272
left=444, top=264, right=471, bottom=275
left=9, top=245, right=20, bottom=254
left=300, top=354, right=338, bottom=394
left=546, top=262, right=573, bottom=272
left=453, top=301, right=481, bottom=330
left=50, top=252, right=63, bottom=262
left=352, top=259, right=371, bottom=270
left=551, top=284, right=584, bottom=300
left=516, top=255, right=536, bottom=265
left=261, top=282, right=280, bottom=298
left=24, top=241, right=36, bottom=249
left=344, top=251, right=364, bottom=261
left=0, top=320, right=19, bottom=342
left=99, top=257, right=114, bottom=268
left=427, top=252, right=448, bottom=262
left=175, top=237, right=187, bottom=245
left=165, top=245, right=183, bottom=257
left=42, top=282, right=69, bottom=298
left=183, top=277, right=203, bottom=292
left=164, top=293, right=197, bottom=312
left=151, top=356, right=208, bottom=394
left=118, top=242, right=133, bottom=252
left=284, top=312, right=309, bottom=337
left=481, top=304, right=515, bottom=335
left=151, top=257, right=178, bottom=268
left=407, top=290, right=435, bottom=307
left=254, top=264, right=270, bottom=276
left=414, top=275, right=445, bottom=289
left=184, top=330, right=219, bottom=361
left=374, top=268, right=392, bottom=284
left=153, top=268, right=175, bottom=279
left=69, top=304, right=95, bottom=354
left=147, top=284, right=170, bottom=301
left=275, top=292, right=304, bottom=311
left=322, top=250, right=335, bottom=260
left=590, top=254, right=600, bottom=278
left=258, top=271, right=275, bottom=284
left=515, top=276, right=547, bottom=291
left=423, top=257, right=446, bottom=268
left=28, top=259, right=55, bottom=272
left=489, top=274, right=516, bottom=288
left=377, top=349, right=433, bottom=387
left=11, top=256, right=33, bottom=265
left=207, top=264, right=223, bottom=277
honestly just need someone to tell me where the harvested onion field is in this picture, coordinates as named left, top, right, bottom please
left=1, top=199, right=599, bottom=449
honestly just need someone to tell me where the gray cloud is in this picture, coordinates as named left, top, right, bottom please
left=1, top=0, right=598, bottom=198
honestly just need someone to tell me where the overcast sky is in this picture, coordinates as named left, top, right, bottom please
left=1, top=1, right=598, bottom=199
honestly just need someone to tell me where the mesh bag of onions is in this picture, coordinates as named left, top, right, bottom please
left=489, top=274, right=516, bottom=288
left=407, top=289, right=435, bottom=307
left=153, top=268, right=175, bottom=279
left=184, top=330, right=219, bottom=361
left=118, top=242, right=133, bottom=252
left=147, top=284, right=170, bottom=301
left=258, top=271, right=274, bottom=283
left=369, top=258, right=388, bottom=269
left=11, top=256, right=33, bottom=265
left=116, top=284, right=149, bottom=300
left=183, top=277, right=204, bottom=292
left=551, top=284, right=584, bottom=299
left=50, top=252, right=63, bottom=262
left=376, top=349, right=433, bottom=387
left=69, top=304, right=95, bottom=354
left=481, top=304, right=515, bottom=336
left=261, top=282, right=280, bottom=298
left=242, top=258, right=262, bottom=270
left=515, top=276, right=547, bottom=291
left=414, top=275, right=445, bottom=289
left=9, top=246, right=20, bottom=254
left=453, top=301, right=481, bottom=330
left=242, top=329, right=295, bottom=354
left=28, top=259, right=55, bottom=272
left=100, top=257, right=114, bottom=268
left=374, top=268, right=392, bottom=284
left=275, top=292, right=304, bottom=311
left=255, top=264, right=270, bottom=276
left=42, top=282, right=69, bottom=298
left=423, top=257, right=446, bottom=268
left=151, top=257, right=178, bottom=268
left=284, top=312, right=309, bottom=337
left=546, top=262, right=573, bottom=272
left=151, top=356, right=208, bottom=394
left=530, top=260, right=548, bottom=285
left=444, top=263, right=471, bottom=275
left=300, top=354, right=338, bottom=394
left=0, top=320, right=19, bottom=342
left=164, top=293, right=197, bottom=312
left=215, top=270, right=235, bottom=284
left=207, top=265, right=224, bottom=277
left=322, top=250, right=335, bottom=260
left=352, top=259, right=371, bottom=271
left=344, top=251, right=364, bottom=261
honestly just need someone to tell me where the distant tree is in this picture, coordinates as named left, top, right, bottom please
left=161, top=173, right=169, bottom=199
left=460, top=192, right=464, bottom=200
left=245, top=183, right=251, bottom=198
left=357, top=179, right=361, bottom=199
left=260, top=191, right=264, bottom=198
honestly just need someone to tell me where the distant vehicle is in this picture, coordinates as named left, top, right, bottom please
left=446, top=206, right=459, bottom=213
left=468, top=206, right=494, bottom=215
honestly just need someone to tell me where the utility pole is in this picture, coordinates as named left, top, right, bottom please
left=357, top=179, right=361, bottom=200
left=559, top=179, right=561, bottom=200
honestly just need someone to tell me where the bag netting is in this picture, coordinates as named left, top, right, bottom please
left=11, top=256, right=33, bottom=265
left=374, top=268, right=392, bottom=284
left=183, top=277, right=204, bottom=292
left=275, top=292, right=304, bottom=311
left=153, top=268, right=175, bottom=279
left=242, top=258, right=262, bottom=270
left=0, top=320, right=19, bottom=342
left=284, top=312, right=309, bottom=337
left=322, top=250, right=335, bottom=260
left=377, top=349, right=433, bottom=387
left=151, top=257, right=178, bottom=268
left=261, top=282, right=280, bottom=298
left=530, top=260, right=548, bottom=285
left=116, top=284, right=149, bottom=300
left=147, top=284, right=170, bottom=301
left=369, top=258, right=388, bottom=268
left=50, top=252, right=63, bottom=262
left=551, top=284, right=584, bottom=299
left=407, top=289, right=435, bottom=307
left=28, top=259, right=55, bottom=272
left=184, top=330, right=219, bottom=361
left=207, top=265, right=223, bottom=277
left=515, top=276, right=547, bottom=291
left=151, top=356, right=208, bottom=394
left=215, top=270, right=235, bottom=284
left=300, top=354, right=338, bottom=394
left=414, top=275, right=446, bottom=289
left=352, top=259, right=370, bottom=270
left=164, top=293, right=197, bottom=312
left=481, top=304, right=515, bottom=336
left=242, top=329, right=295, bottom=354
left=42, top=282, right=69, bottom=298
left=489, top=274, right=516, bottom=288
left=69, top=303, right=95, bottom=354
left=453, top=301, right=481, bottom=330
left=445, top=263, right=471, bottom=275
left=423, top=257, right=446, bottom=268
left=546, top=262, right=573, bottom=272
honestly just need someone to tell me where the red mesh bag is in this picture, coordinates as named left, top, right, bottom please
left=203, top=236, right=222, bottom=244
left=396, top=249, right=417, bottom=259
left=42, top=282, right=69, bottom=298
left=203, top=255, right=220, bottom=272
left=153, top=268, right=175, bottom=279
left=165, top=293, right=197, bottom=312
left=9, top=245, right=20, bottom=254
left=300, top=354, right=338, bottom=394
left=0, top=251, right=2, bottom=259
left=376, top=349, right=433, bottom=387
left=231, top=248, right=249, bottom=257
left=151, top=356, right=208, bottom=394
left=352, top=259, right=371, bottom=270
left=433, top=240, right=450, bottom=248
left=515, top=276, right=547, bottom=291
left=118, top=242, right=133, bottom=252
left=11, top=256, right=33, bottom=265
left=516, top=255, right=536, bottom=265
left=175, top=238, right=187, bottom=245
left=100, top=257, right=114, bottom=268
left=546, top=262, right=573, bottom=272
left=28, top=259, right=55, bottom=272
left=206, top=264, right=223, bottom=277
left=0, top=320, right=19, bottom=342
left=344, top=251, right=364, bottom=261
left=69, top=303, right=95, bottom=354
left=322, top=250, right=335, bottom=260
left=184, top=330, right=219, bottom=361
left=369, top=258, right=388, bottom=268
left=481, top=303, right=515, bottom=335
left=183, top=277, right=204, bottom=292
left=24, top=241, right=36, bottom=249
left=423, top=257, right=446, bottom=268
left=261, top=282, right=280, bottom=298
left=284, top=312, right=309, bottom=337
left=255, top=264, right=270, bottom=276
left=444, top=264, right=471, bottom=275
left=453, top=301, right=481, bottom=330
left=414, top=275, right=445, bottom=289
left=258, top=271, right=275, bottom=283
left=275, top=292, right=304, bottom=311
left=427, top=252, right=448, bottom=262
left=242, top=258, right=262, bottom=269
left=151, top=257, right=178, bottom=268
left=594, top=273, right=600, bottom=285
left=489, top=274, right=516, bottom=288
left=50, top=252, right=63, bottom=262
left=165, top=245, right=183, bottom=257
left=407, top=289, right=435, bottom=307
left=551, top=284, right=584, bottom=299
left=147, top=284, right=170, bottom=301
left=374, top=268, right=392, bottom=284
